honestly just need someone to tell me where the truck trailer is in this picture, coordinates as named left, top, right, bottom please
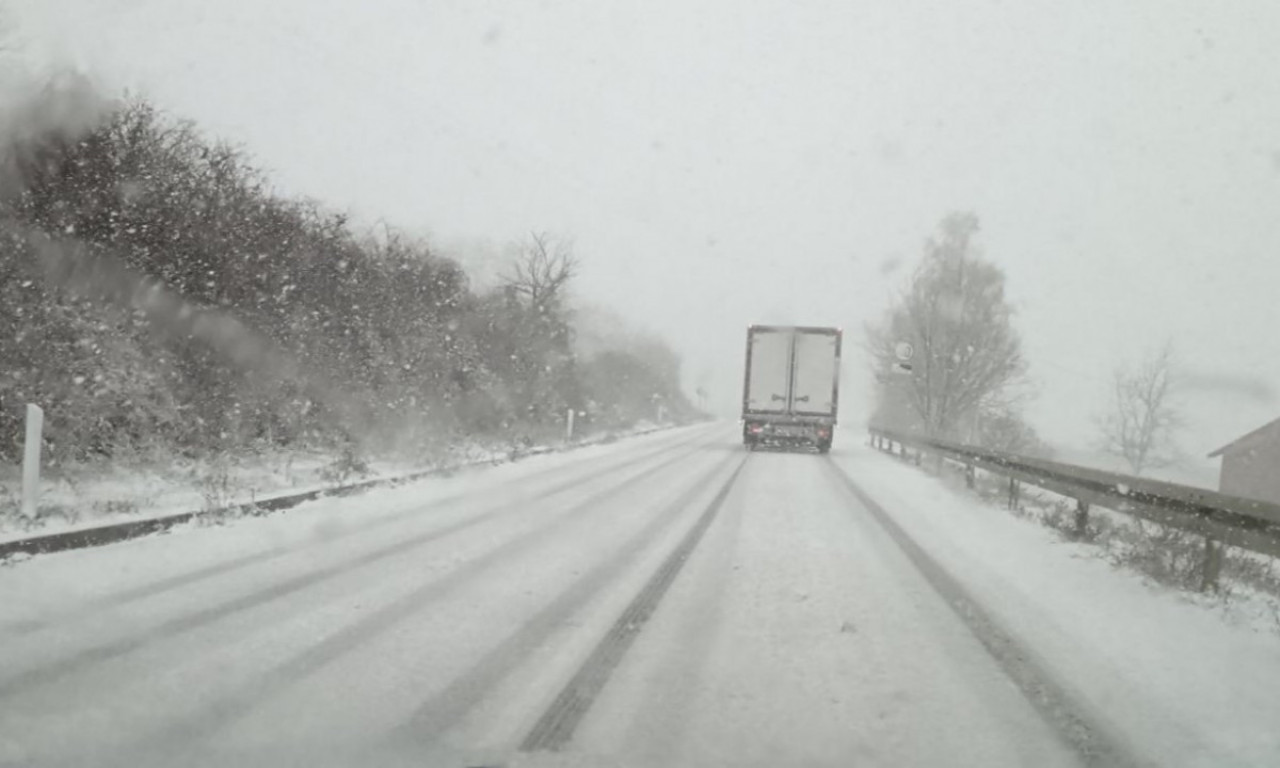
left=741, top=325, right=842, bottom=452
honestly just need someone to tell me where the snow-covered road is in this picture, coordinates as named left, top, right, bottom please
left=1, top=424, right=1276, bottom=767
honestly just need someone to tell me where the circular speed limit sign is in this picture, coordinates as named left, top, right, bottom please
left=894, top=341, right=915, bottom=362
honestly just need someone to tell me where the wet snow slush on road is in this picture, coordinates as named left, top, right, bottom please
left=0, top=424, right=1155, bottom=767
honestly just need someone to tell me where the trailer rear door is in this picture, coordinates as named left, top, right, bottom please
left=745, top=328, right=792, bottom=413
left=790, top=330, right=840, bottom=417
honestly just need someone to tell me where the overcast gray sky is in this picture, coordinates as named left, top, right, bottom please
left=9, top=0, right=1280, bottom=481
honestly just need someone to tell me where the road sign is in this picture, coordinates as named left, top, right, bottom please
left=894, top=341, right=915, bottom=362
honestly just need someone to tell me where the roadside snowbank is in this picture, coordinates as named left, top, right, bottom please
left=837, top=443, right=1280, bottom=768
left=0, top=422, right=679, bottom=545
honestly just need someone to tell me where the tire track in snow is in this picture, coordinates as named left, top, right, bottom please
left=519, top=453, right=749, bottom=753
left=0, top=439, right=709, bottom=698
left=7, top=428, right=710, bottom=638
left=119, top=444, right=711, bottom=763
left=824, top=459, right=1151, bottom=768
left=391, top=450, right=745, bottom=743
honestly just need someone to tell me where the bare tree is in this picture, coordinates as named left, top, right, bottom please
left=866, top=212, right=1026, bottom=439
left=486, top=232, right=582, bottom=424
left=503, top=231, right=578, bottom=309
left=1098, top=343, right=1181, bottom=475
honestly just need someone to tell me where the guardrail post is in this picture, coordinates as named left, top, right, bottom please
left=965, top=463, right=975, bottom=489
left=1074, top=500, right=1090, bottom=540
left=21, top=404, right=44, bottom=520
left=1007, top=477, right=1020, bottom=510
left=1200, top=537, right=1223, bottom=592
left=565, top=408, right=575, bottom=442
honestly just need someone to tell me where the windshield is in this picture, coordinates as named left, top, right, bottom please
left=2, top=2, right=1278, bottom=767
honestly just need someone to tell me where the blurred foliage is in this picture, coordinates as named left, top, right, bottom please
left=0, top=90, right=695, bottom=466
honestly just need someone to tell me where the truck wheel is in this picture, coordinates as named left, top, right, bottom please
left=816, top=440, right=831, bottom=454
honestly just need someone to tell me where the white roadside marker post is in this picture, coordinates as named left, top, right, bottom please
left=21, top=404, right=44, bottom=520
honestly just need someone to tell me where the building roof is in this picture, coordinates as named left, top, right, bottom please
left=1208, top=416, right=1280, bottom=458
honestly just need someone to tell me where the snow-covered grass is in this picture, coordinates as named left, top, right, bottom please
left=0, top=422, right=680, bottom=546
left=0, top=448, right=448, bottom=544
left=903, top=451, right=1280, bottom=634
left=960, top=462, right=1280, bottom=631
left=839, top=443, right=1280, bottom=767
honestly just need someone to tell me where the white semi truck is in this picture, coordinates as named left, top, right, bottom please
left=741, top=325, right=842, bottom=453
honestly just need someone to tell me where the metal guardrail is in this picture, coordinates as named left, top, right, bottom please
left=868, top=427, right=1280, bottom=586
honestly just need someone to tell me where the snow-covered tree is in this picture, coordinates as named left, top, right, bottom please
left=866, top=213, right=1026, bottom=440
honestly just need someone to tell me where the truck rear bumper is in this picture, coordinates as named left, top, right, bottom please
left=742, top=418, right=834, bottom=452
